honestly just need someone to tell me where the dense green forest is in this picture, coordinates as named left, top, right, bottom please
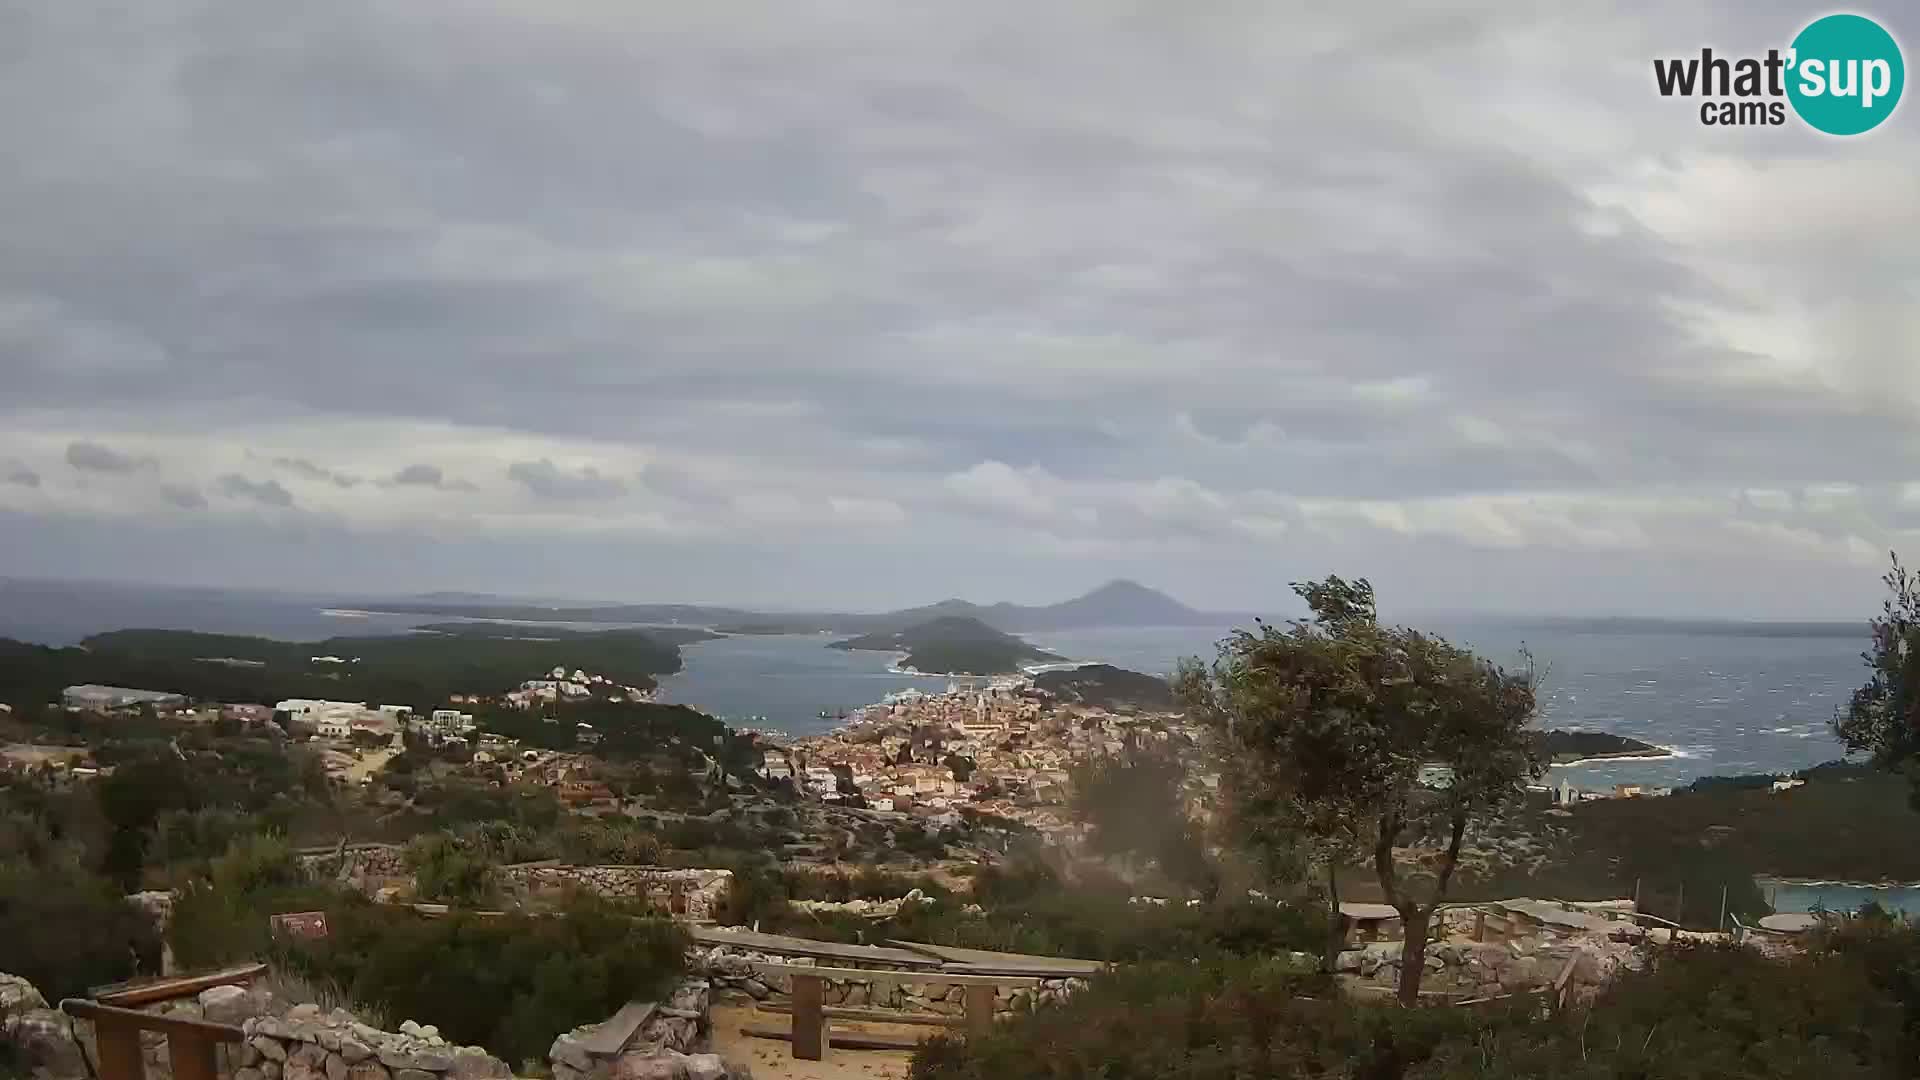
left=0, top=624, right=686, bottom=708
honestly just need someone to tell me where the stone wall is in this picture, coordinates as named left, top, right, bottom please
left=500, top=865, right=733, bottom=921
left=238, top=1005, right=512, bottom=1080
left=297, top=844, right=411, bottom=886
left=549, top=979, right=749, bottom=1080
left=1333, top=905, right=1644, bottom=1003
left=690, top=941, right=1088, bottom=1018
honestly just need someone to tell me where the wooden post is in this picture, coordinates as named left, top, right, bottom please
left=1473, top=910, right=1486, bottom=943
left=1633, top=878, right=1641, bottom=912
left=93, top=1015, right=147, bottom=1080
left=167, top=1031, right=219, bottom=1080
left=961, top=985, right=997, bottom=1039
left=1718, top=885, right=1728, bottom=932
left=790, top=974, right=827, bottom=1062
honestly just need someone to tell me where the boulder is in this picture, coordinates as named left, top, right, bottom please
left=550, top=1032, right=594, bottom=1073
left=613, top=1050, right=689, bottom=1080
left=253, top=1037, right=289, bottom=1062
left=4, top=1009, right=86, bottom=1076
left=345, top=1062, right=390, bottom=1080
left=0, top=974, right=48, bottom=1016
left=682, top=1054, right=728, bottom=1080
left=326, top=1052, right=350, bottom=1080
left=201, top=985, right=263, bottom=1026
left=393, top=1070, right=436, bottom=1080
left=448, top=1046, right=511, bottom=1080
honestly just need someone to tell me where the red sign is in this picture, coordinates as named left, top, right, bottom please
left=270, top=911, right=331, bottom=940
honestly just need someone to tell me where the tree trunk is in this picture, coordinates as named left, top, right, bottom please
left=1396, top=906, right=1430, bottom=1004
left=1323, top=861, right=1343, bottom=973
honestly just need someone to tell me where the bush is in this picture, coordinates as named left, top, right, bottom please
left=0, top=862, right=162, bottom=1000
left=912, top=921, right=1920, bottom=1080
left=406, top=834, right=499, bottom=906
left=283, top=894, right=688, bottom=1068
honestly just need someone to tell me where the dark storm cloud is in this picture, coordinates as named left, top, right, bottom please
left=0, top=0, right=1916, bottom=614
left=215, top=474, right=295, bottom=508
left=5, top=468, right=39, bottom=488
left=160, top=483, right=208, bottom=510
left=392, top=463, right=445, bottom=487
left=65, top=441, right=154, bottom=474
left=507, top=460, right=627, bottom=501
left=271, top=457, right=360, bottom=489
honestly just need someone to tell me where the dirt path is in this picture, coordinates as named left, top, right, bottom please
left=710, top=1004, right=919, bottom=1080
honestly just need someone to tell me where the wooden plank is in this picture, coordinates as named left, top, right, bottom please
left=692, top=927, right=939, bottom=968
left=167, top=1030, right=220, bottom=1080
left=62, top=1001, right=245, bottom=1042
left=962, top=985, right=996, bottom=1039
left=756, top=1003, right=959, bottom=1029
left=741, top=1024, right=923, bottom=1052
left=92, top=964, right=268, bottom=1006
left=575, top=1002, right=657, bottom=1055
left=791, top=974, right=826, bottom=1061
left=752, top=963, right=1039, bottom=989
left=886, top=941, right=1103, bottom=975
left=93, top=1015, right=147, bottom=1080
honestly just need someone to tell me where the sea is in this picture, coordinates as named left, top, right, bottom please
left=0, top=578, right=1867, bottom=790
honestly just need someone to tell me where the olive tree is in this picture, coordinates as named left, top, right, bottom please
left=1834, top=552, right=1920, bottom=804
left=1179, top=575, right=1539, bottom=1002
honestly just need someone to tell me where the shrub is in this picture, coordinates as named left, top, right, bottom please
left=282, top=894, right=688, bottom=1068
left=0, top=862, right=162, bottom=1000
left=406, top=834, right=499, bottom=906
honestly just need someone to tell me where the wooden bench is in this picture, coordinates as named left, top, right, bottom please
left=748, top=963, right=1041, bottom=1060
left=62, top=999, right=245, bottom=1080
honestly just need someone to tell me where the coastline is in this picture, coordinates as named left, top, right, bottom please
left=1547, top=748, right=1678, bottom=768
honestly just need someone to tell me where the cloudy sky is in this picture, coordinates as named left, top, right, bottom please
left=2, top=1, right=1917, bottom=617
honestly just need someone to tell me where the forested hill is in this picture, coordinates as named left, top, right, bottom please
left=830, top=616, right=1064, bottom=675
left=0, top=624, right=686, bottom=708
left=1033, top=664, right=1175, bottom=709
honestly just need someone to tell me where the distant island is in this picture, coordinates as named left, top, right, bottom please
left=0, top=623, right=688, bottom=709
left=1531, top=730, right=1671, bottom=764
left=347, top=579, right=1247, bottom=635
left=1033, top=664, right=1175, bottom=710
left=830, top=616, right=1064, bottom=675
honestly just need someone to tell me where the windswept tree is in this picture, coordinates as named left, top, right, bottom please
left=1834, top=552, right=1920, bottom=805
left=1179, top=575, right=1539, bottom=1002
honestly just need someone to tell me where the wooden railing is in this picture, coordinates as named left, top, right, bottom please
left=60, top=1000, right=245, bottom=1080
left=746, top=962, right=1042, bottom=1060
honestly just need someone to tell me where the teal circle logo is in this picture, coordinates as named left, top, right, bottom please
left=1787, top=14, right=1904, bottom=135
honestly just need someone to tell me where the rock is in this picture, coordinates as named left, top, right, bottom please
left=292, top=1043, right=329, bottom=1068
left=399, top=1021, right=424, bottom=1038
left=1334, top=949, right=1367, bottom=973
left=738, top=979, right=770, bottom=1001
left=5, top=1009, right=85, bottom=1075
left=0, top=974, right=49, bottom=1015
left=346, top=1062, right=390, bottom=1080
left=394, top=1070, right=437, bottom=1080
left=1424, top=953, right=1446, bottom=973
left=449, top=1046, right=511, bottom=1080
left=683, top=1053, right=728, bottom=1080
left=327, top=1053, right=350, bottom=1080
left=243, top=1041, right=265, bottom=1066
left=554, top=1065, right=587, bottom=1080
left=254, top=1037, right=289, bottom=1062
left=288, top=1004, right=324, bottom=1023
left=613, top=1051, right=689, bottom=1080
left=263, top=1061, right=283, bottom=1080
left=200, top=985, right=258, bottom=1025
left=550, top=1032, right=594, bottom=1073
left=237, top=1069, right=266, bottom=1080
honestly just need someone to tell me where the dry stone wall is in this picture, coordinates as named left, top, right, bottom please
left=238, top=1004, right=512, bottom=1080
left=500, top=866, right=732, bottom=921
left=690, top=940, right=1088, bottom=1017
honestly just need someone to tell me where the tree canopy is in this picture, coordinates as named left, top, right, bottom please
left=1834, top=552, right=1920, bottom=805
left=1179, top=575, right=1539, bottom=1001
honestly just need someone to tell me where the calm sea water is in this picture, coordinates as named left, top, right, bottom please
left=2, top=579, right=1870, bottom=788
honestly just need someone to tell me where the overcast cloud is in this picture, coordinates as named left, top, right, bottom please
left=1, top=1, right=1916, bottom=617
